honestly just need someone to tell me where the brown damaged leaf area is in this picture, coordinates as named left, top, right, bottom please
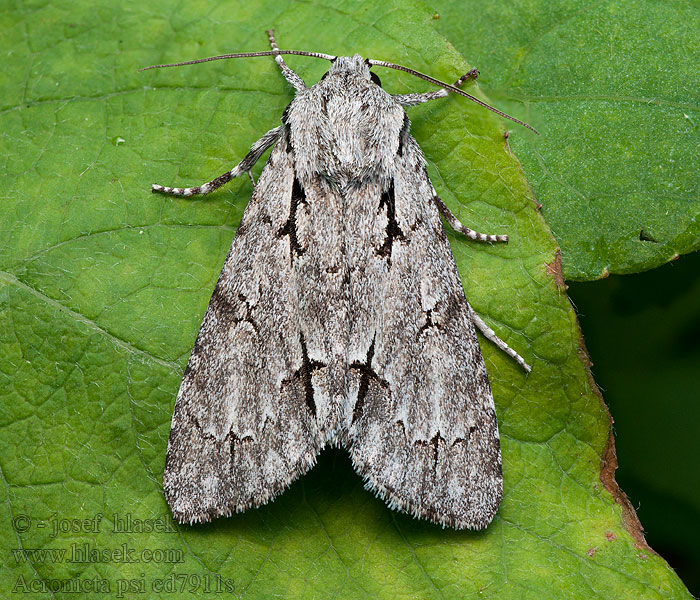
left=545, top=250, right=568, bottom=292
left=600, top=426, right=653, bottom=553
left=564, top=268, right=652, bottom=554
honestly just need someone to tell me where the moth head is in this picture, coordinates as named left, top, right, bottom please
left=315, top=56, right=382, bottom=87
left=317, top=55, right=375, bottom=82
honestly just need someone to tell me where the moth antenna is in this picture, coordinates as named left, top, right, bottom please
left=369, top=59, right=539, bottom=134
left=140, top=49, right=336, bottom=71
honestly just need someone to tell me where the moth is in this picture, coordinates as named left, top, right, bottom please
left=143, top=30, right=534, bottom=530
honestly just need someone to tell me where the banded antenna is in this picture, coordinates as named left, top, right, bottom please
left=140, top=34, right=538, bottom=134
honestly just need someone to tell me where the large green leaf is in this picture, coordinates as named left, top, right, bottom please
left=428, top=0, right=700, bottom=280
left=0, top=0, right=691, bottom=598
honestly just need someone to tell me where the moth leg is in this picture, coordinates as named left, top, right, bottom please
left=432, top=194, right=508, bottom=243
left=152, top=126, right=282, bottom=196
left=266, top=29, right=307, bottom=91
left=469, top=303, right=532, bottom=373
left=393, top=68, right=478, bottom=106
left=435, top=193, right=530, bottom=372
left=247, top=170, right=256, bottom=188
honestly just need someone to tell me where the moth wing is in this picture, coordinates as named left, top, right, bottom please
left=163, top=139, right=324, bottom=524
left=345, top=137, right=502, bottom=530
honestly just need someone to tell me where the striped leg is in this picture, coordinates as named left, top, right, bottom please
left=152, top=126, right=283, bottom=197
left=469, top=304, right=532, bottom=373
left=393, top=68, right=478, bottom=106
left=433, top=194, right=508, bottom=243
left=435, top=187, right=528, bottom=371
left=266, top=29, right=306, bottom=91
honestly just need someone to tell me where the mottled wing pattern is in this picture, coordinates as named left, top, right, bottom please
left=344, top=135, right=502, bottom=530
left=162, top=53, right=504, bottom=529
left=164, top=132, right=332, bottom=524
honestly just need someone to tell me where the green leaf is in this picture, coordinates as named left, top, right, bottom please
left=0, top=0, right=691, bottom=598
left=428, top=0, right=700, bottom=280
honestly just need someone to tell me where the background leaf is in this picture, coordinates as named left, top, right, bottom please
left=0, top=0, right=692, bottom=598
left=428, top=0, right=700, bottom=281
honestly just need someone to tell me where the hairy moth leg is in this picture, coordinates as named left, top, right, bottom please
left=152, top=126, right=283, bottom=196
left=468, top=305, right=531, bottom=373
left=266, top=29, right=307, bottom=91
left=432, top=194, right=509, bottom=243
left=393, top=69, right=479, bottom=107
